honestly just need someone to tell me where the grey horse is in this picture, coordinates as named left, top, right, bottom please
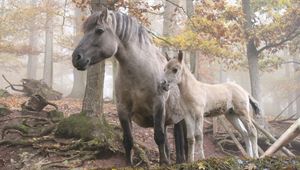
left=72, top=9, right=187, bottom=165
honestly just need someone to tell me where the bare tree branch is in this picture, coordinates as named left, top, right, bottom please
left=2, top=75, right=25, bottom=93
left=165, top=0, right=197, bottom=31
left=257, top=29, right=300, bottom=53
left=146, top=28, right=174, bottom=46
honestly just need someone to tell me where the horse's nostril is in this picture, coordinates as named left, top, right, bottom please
left=76, top=54, right=82, bottom=61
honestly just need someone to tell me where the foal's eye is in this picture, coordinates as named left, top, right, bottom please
left=172, top=68, right=178, bottom=73
left=95, top=27, right=104, bottom=35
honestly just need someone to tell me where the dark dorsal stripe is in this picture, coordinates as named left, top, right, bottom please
left=83, top=11, right=151, bottom=45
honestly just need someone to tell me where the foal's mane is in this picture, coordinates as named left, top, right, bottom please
left=83, top=11, right=151, bottom=45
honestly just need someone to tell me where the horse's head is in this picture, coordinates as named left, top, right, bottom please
left=72, top=9, right=118, bottom=70
left=164, top=50, right=184, bottom=85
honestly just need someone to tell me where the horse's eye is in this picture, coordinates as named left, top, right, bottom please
left=95, top=27, right=104, bottom=35
left=172, top=68, right=178, bottom=73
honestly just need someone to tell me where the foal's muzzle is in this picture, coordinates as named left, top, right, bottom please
left=160, top=79, right=170, bottom=91
left=72, top=50, right=90, bottom=71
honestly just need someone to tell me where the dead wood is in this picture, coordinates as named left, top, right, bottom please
left=219, top=117, right=248, bottom=157
left=252, top=120, right=295, bottom=157
left=21, top=94, right=58, bottom=112
left=2, top=75, right=62, bottom=100
left=262, top=118, right=300, bottom=157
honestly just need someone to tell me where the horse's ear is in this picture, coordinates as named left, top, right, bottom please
left=99, top=8, right=109, bottom=24
left=178, top=50, right=183, bottom=63
left=165, top=52, right=171, bottom=61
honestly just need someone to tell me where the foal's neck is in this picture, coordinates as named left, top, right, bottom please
left=178, top=64, right=200, bottom=92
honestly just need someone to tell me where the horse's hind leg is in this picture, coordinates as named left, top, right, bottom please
left=238, top=113, right=258, bottom=158
left=224, top=112, right=253, bottom=157
left=195, top=114, right=205, bottom=159
left=118, top=111, right=134, bottom=165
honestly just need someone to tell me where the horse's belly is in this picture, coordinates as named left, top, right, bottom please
left=204, top=107, right=226, bottom=117
left=132, top=111, right=154, bottom=127
left=204, top=102, right=229, bottom=117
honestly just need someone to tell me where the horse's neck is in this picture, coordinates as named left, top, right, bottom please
left=178, top=64, right=204, bottom=95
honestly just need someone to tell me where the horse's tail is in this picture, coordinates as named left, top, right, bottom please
left=249, top=95, right=261, bottom=115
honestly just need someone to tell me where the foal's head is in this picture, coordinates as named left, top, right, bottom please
left=164, top=50, right=184, bottom=85
left=72, top=9, right=118, bottom=70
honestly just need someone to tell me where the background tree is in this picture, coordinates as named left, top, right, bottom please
left=160, top=0, right=300, bottom=117
left=68, top=7, right=87, bottom=98
left=43, top=0, right=54, bottom=87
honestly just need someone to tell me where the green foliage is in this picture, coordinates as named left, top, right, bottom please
left=158, top=0, right=300, bottom=70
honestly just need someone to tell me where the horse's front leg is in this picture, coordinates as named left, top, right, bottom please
left=195, top=113, right=205, bottom=159
left=185, top=115, right=195, bottom=162
left=164, top=126, right=170, bottom=160
left=118, top=110, right=134, bottom=165
left=153, top=98, right=169, bottom=165
left=174, top=120, right=187, bottom=163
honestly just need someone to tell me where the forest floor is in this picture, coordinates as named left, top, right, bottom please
left=0, top=95, right=298, bottom=169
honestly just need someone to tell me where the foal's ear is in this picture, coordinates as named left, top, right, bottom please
left=165, top=52, right=171, bottom=61
left=178, top=50, right=183, bottom=63
left=99, top=8, right=109, bottom=24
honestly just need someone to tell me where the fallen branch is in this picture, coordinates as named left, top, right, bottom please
left=0, top=115, right=53, bottom=124
left=219, top=117, right=248, bottom=157
left=262, top=118, right=300, bottom=157
left=2, top=75, right=25, bottom=92
left=252, top=120, right=295, bottom=157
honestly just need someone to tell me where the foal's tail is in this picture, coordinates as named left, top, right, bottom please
left=249, top=95, right=261, bottom=115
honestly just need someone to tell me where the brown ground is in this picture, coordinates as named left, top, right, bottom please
left=2, top=95, right=297, bottom=169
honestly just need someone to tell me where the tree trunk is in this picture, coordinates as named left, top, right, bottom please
left=162, top=0, right=179, bottom=53
left=246, top=44, right=261, bottom=104
left=293, top=54, right=300, bottom=117
left=81, top=0, right=112, bottom=116
left=242, top=0, right=261, bottom=104
left=43, top=3, right=53, bottom=88
left=27, top=0, right=38, bottom=79
left=285, top=60, right=293, bottom=115
left=82, top=62, right=105, bottom=116
left=69, top=68, right=86, bottom=98
left=69, top=7, right=86, bottom=98
left=112, top=58, right=118, bottom=104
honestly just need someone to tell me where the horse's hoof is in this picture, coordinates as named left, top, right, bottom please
left=160, top=159, right=170, bottom=166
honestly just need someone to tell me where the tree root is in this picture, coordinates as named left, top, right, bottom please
left=133, top=144, right=150, bottom=167
left=217, top=139, right=240, bottom=157
left=0, top=115, right=53, bottom=124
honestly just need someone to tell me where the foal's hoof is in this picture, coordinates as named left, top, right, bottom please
left=159, top=159, right=170, bottom=166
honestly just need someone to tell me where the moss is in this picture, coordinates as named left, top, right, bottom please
left=55, top=113, right=95, bottom=140
left=0, top=89, right=11, bottom=97
left=54, top=113, right=117, bottom=143
left=47, top=110, right=64, bottom=122
left=0, top=104, right=11, bottom=116
left=148, top=157, right=300, bottom=170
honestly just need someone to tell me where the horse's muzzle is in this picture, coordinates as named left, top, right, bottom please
left=72, top=51, right=90, bottom=71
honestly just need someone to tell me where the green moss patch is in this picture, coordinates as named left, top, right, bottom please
left=151, top=156, right=300, bottom=170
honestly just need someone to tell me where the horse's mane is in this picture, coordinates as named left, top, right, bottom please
left=83, top=11, right=151, bottom=45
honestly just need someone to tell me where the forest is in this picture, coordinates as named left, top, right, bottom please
left=0, top=0, right=300, bottom=169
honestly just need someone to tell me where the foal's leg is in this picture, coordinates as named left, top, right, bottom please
left=238, top=113, right=258, bottom=158
left=164, top=126, right=170, bottom=160
left=118, top=111, right=134, bottom=165
left=153, top=98, right=169, bottom=165
left=224, top=112, right=253, bottom=158
left=195, top=114, right=205, bottom=159
left=185, top=115, right=195, bottom=162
